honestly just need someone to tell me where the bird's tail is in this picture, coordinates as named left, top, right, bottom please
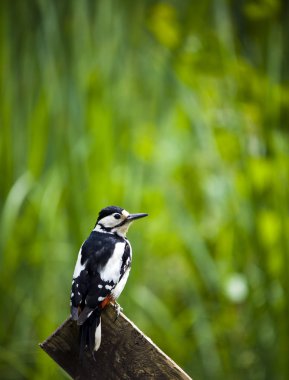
left=79, top=309, right=101, bottom=359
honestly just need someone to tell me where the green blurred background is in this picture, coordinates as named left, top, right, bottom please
left=1, top=0, right=289, bottom=379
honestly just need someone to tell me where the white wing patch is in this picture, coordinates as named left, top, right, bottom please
left=100, top=242, right=126, bottom=283
left=73, top=246, right=86, bottom=278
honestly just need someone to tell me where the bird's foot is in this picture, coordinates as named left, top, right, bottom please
left=113, top=302, right=123, bottom=322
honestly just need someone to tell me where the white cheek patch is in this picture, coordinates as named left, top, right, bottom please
left=100, top=215, right=117, bottom=228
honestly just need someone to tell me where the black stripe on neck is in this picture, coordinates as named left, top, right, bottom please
left=98, top=223, right=112, bottom=232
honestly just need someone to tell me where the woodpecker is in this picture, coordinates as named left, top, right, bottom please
left=70, top=205, right=148, bottom=357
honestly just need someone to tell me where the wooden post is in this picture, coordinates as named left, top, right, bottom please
left=40, top=304, right=192, bottom=380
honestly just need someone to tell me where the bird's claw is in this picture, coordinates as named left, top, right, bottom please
left=113, top=302, right=123, bottom=322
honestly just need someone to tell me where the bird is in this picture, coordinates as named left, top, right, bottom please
left=70, top=205, right=148, bottom=358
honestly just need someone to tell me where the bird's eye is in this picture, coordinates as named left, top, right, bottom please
left=114, top=213, right=121, bottom=219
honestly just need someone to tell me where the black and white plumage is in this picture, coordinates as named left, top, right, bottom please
left=70, top=206, right=148, bottom=357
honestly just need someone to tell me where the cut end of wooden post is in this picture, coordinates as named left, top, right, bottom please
left=40, top=304, right=192, bottom=380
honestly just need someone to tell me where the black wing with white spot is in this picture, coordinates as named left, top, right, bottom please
left=70, top=231, right=131, bottom=324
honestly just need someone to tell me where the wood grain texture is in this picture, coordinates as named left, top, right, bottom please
left=40, top=305, right=192, bottom=380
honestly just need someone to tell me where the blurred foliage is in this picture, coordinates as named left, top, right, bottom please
left=0, top=0, right=289, bottom=379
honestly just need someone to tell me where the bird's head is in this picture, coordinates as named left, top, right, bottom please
left=94, top=206, right=148, bottom=237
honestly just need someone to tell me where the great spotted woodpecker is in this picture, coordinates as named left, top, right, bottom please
left=70, top=206, right=148, bottom=357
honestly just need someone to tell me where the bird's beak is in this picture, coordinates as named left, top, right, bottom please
left=126, top=213, right=148, bottom=221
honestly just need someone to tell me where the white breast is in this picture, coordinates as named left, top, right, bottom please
left=111, top=267, right=131, bottom=299
left=100, top=242, right=126, bottom=283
